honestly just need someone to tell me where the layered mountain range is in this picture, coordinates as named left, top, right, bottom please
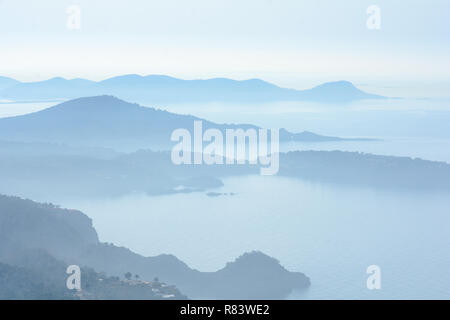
left=0, top=75, right=385, bottom=103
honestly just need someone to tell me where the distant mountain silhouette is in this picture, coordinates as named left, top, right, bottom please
left=0, top=95, right=359, bottom=151
left=297, top=80, right=383, bottom=102
left=279, top=151, right=450, bottom=191
left=0, top=74, right=385, bottom=103
left=1, top=77, right=100, bottom=99
left=0, top=76, right=20, bottom=92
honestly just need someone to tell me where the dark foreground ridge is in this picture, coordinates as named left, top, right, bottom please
left=0, top=194, right=310, bottom=299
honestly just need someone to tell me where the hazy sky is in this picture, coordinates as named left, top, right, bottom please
left=1, top=0, right=449, bottom=89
